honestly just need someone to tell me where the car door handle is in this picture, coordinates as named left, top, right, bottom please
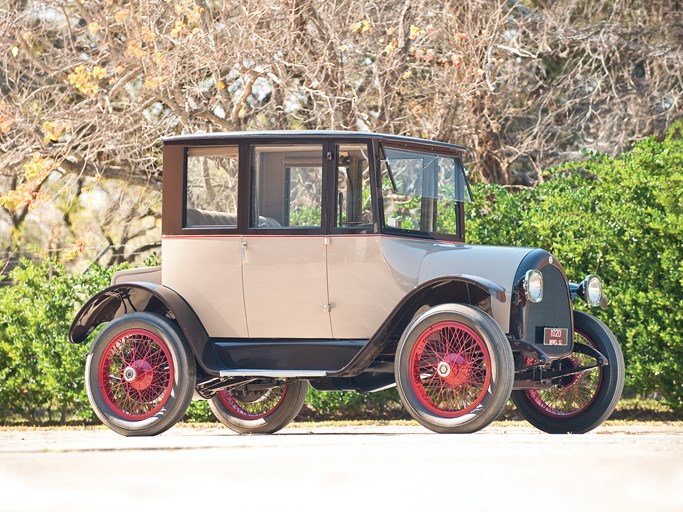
left=241, top=240, right=247, bottom=259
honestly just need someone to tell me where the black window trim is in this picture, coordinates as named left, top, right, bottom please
left=164, top=134, right=467, bottom=240
left=179, top=144, right=241, bottom=235
left=329, top=140, right=378, bottom=235
left=244, top=141, right=329, bottom=236
left=376, top=142, right=466, bottom=243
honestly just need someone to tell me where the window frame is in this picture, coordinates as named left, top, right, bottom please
left=182, top=145, right=241, bottom=230
left=329, top=141, right=378, bottom=235
left=161, top=142, right=244, bottom=237
left=376, top=142, right=467, bottom=243
left=162, top=134, right=467, bottom=240
left=244, top=141, right=330, bottom=236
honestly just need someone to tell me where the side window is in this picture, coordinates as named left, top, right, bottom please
left=380, top=146, right=469, bottom=237
left=334, top=144, right=374, bottom=231
left=251, top=145, right=323, bottom=228
left=380, top=150, right=425, bottom=232
left=185, top=146, right=239, bottom=227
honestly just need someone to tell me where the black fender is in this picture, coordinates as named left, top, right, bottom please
left=69, top=282, right=217, bottom=375
left=327, top=275, right=506, bottom=377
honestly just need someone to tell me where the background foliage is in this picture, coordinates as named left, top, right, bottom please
left=0, top=260, right=109, bottom=422
left=0, top=125, right=680, bottom=423
left=467, top=122, right=683, bottom=407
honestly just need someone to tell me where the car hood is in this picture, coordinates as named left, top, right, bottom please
left=380, top=238, right=542, bottom=333
left=418, top=244, right=537, bottom=293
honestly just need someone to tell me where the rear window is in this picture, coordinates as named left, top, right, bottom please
left=184, top=146, right=239, bottom=227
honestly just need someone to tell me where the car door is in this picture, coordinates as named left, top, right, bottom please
left=325, top=142, right=407, bottom=339
left=162, top=144, right=249, bottom=338
left=241, top=142, right=333, bottom=338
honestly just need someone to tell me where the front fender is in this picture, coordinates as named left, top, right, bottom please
left=327, top=275, right=506, bottom=377
left=69, top=282, right=216, bottom=375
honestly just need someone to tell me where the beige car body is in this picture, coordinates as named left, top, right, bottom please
left=115, top=236, right=532, bottom=340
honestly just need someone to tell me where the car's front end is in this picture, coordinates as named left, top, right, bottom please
left=374, top=136, right=622, bottom=433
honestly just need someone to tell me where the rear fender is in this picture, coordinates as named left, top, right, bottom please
left=69, top=282, right=216, bottom=375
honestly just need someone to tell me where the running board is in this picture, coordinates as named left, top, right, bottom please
left=218, top=369, right=330, bottom=378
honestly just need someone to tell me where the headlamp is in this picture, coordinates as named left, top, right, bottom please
left=583, top=275, right=603, bottom=307
left=524, top=269, right=544, bottom=303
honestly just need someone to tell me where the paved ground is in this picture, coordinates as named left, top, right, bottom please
left=1, top=423, right=682, bottom=512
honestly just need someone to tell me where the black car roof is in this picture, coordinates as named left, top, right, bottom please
left=163, top=130, right=467, bottom=152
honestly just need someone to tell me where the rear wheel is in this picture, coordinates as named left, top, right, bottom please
left=209, top=380, right=308, bottom=434
left=85, top=312, right=196, bottom=437
left=512, top=310, right=624, bottom=434
left=395, top=304, right=514, bottom=433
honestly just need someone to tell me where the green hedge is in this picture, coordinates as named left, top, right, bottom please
left=0, top=124, right=681, bottom=423
left=466, top=122, right=683, bottom=406
left=0, top=261, right=109, bottom=422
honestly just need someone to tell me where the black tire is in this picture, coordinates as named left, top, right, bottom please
left=511, top=310, right=625, bottom=434
left=209, top=380, right=308, bottom=434
left=85, top=312, right=196, bottom=437
left=394, top=304, right=514, bottom=434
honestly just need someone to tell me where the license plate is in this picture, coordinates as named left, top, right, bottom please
left=543, top=327, right=569, bottom=346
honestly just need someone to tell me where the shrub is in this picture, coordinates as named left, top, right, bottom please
left=302, top=387, right=405, bottom=420
left=0, top=260, right=113, bottom=423
left=467, top=122, right=683, bottom=408
left=183, top=387, right=406, bottom=424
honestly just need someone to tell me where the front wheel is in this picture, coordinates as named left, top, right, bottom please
left=209, top=380, right=308, bottom=434
left=85, top=312, right=196, bottom=437
left=395, top=304, right=514, bottom=434
left=512, top=310, right=625, bottom=434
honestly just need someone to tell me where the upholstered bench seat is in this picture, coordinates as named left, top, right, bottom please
left=186, top=208, right=280, bottom=227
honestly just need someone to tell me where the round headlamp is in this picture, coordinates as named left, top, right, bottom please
left=524, top=269, right=544, bottom=303
left=584, top=275, right=603, bottom=307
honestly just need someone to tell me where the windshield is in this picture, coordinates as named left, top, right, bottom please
left=380, top=146, right=471, bottom=238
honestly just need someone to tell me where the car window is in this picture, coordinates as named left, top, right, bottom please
left=380, top=146, right=470, bottom=237
left=250, top=145, right=323, bottom=228
left=335, top=144, right=374, bottom=231
left=184, top=146, right=238, bottom=227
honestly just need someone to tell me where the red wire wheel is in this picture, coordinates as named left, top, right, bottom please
left=524, top=330, right=602, bottom=418
left=409, top=320, right=492, bottom=418
left=98, top=328, right=174, bottom=420
left=217, top=386, right=288, bottom=420
left=511, top=310, right=624, bottom=435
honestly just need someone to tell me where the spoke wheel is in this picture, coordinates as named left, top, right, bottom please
left=86, top=312, right=195, bottom=437
left=99, top=329, right=174, bottom=420
left=410, top=321, right=491, bottom=418
left=512, top=310, right=624, bottom=434
left=523, top=331, right=601, bottom=418
left=395, top=304, right=514, bottom=434
left=218, top=386, right=288, bottom=420
left=209, top=380, right=308, bottom=434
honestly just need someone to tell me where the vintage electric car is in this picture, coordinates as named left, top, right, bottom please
left=69, top=131, right=624, bottom=436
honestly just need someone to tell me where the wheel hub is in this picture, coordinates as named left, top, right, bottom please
left=437, top=354, right=470, bottom=387
left=123, top=366, right=137, bottom=382
left=437, top=361, right=451, bottom=377
left=123, top=360, right=153, bottom=391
